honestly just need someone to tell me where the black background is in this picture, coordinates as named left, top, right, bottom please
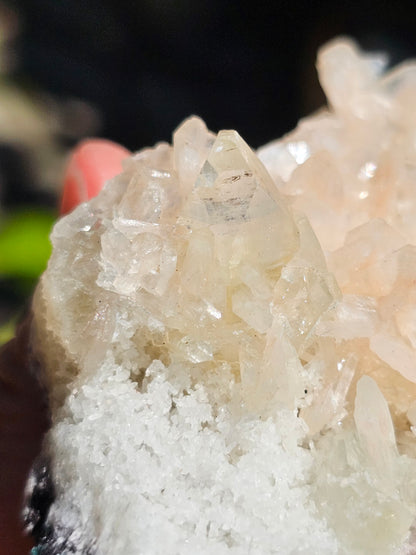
left=13, top=0, right=416, bottom=154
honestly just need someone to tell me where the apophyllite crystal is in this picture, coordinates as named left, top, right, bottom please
left=30, top=38, right=416, bottom=554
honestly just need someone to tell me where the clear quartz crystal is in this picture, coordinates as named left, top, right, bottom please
left=33, top=38, right=416, bottom=554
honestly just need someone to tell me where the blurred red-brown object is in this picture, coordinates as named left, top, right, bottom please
left=0, top=316, right=49, bottom=555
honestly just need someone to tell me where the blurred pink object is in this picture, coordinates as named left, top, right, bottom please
left=61, top=139, right=130, bottom=215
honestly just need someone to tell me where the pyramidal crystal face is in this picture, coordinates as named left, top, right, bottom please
left=31, top=38, right=416, bottom=555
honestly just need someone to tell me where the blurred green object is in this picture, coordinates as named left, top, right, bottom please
left=0, top=316, right=16, bottom=345
left=0, top=209, right=55, bottom=345
left=0, top=209, right=55, bottom=278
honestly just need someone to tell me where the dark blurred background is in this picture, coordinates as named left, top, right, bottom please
left=1, top=0, right=416, bottom=339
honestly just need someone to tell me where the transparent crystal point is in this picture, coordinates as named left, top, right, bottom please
left=354, top=375, right=398, bottom=482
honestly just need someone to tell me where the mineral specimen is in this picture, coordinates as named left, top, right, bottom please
left=31, top=37, right=416, bottom=554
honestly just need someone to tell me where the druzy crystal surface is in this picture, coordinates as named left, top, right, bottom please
left=32, top=38, right=416, bottom=554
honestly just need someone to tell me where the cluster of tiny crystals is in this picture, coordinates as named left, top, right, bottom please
left=32, top=38, right=416, bottom=554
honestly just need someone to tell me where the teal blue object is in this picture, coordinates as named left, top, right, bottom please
left=30, top=548, right=39, bottom=555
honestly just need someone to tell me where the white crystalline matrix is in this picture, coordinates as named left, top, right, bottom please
left=33, top=37, right=416, bottom=554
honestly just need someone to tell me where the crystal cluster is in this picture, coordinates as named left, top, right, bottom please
left=32, top=38, right=416, bottom=554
